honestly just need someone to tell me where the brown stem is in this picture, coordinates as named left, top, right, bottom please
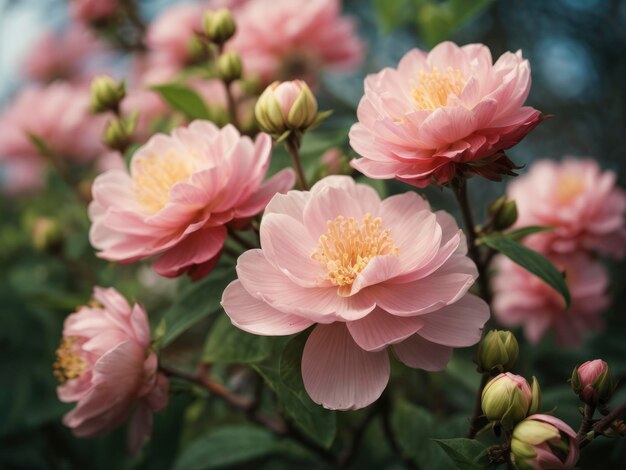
left=578, top=400, right=626, bottom=448
left=467, top=373, right=489, bottom=438
left=160, top=363, right=336, bottom=463
left=225, top=81, right=240, bottom=129
left=451, top=178, right=491, bottom=303
left=285, top=135, right=309, bottom=190
left=577, top=404, right=596, bottom=441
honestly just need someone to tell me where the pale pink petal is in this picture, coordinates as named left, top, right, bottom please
left=302, top=323, right=390, bottom=410
left=392, top=334, right=453, bottom=371
left=346, top=308, right=424, bottom=352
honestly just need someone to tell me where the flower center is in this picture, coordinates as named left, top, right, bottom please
left=413, top=67, right=466, bottom=110
left=312, top=213, right=398, bottom=289
left=556, top=174, right=585, bottom=204
left=53, top=337, right=87, bottom=384
left=132, top=150, right=201, bottom=214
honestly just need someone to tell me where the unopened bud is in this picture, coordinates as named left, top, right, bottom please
left=90, top=75, right=125, bottom=114
left=103, top=116, right=135, bottom=152
left=217, top=51, right=242, bottom=83
left=32, top=217, right=63, bottom=253
left=571, top=359, right=614, bottom=405
left=255, top=80, right=320, bottom=138
left=489, top=196, right=518, bottom=231
left=482, top=373, right=539, bottom=429
left=477, top=330, right=519, bottom=373
left=202, top=8, right=236, bottom=44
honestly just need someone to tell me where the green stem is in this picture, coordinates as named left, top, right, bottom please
left=467, top=373, right=489, bottom=438
left=285, top=135, right=309, bottom=190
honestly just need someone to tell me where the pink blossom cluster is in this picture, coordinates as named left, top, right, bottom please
left=493, top=158, right=626, bottom=345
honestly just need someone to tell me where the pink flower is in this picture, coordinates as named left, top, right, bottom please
left=509, top=158, right=626, bottom=259
left=349, top=41, right=543, bottom=188
left=89, top=120, right=294, bottom=279
left=511, top=414, right=579, bottom=469
left=575, top=359, right=611, bottom=404
left=229, top=0, right=365, bottom=84
left=55, top=287, right=168, bottom=452
left=221, top=176, right=489, bottom=410
left=493, top=252, right=609, bottom=346
left=22, top=26, right=106, bottom=83
left=70, top=0, right=119, bottom=23
left=0, top=83, right=106, bottom=194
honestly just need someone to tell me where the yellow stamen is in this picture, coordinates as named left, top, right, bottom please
left=312, top=213, right=398, bottom=291
left=53, top=337, right=86, bottom=384
left=132, top=149, right=201, bottom=213
left=413, top=66, right=466, bottom=110
left=556, top=174, right=585, bottom=204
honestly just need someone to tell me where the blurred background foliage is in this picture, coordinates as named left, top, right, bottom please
left=1, top=0, right=625, bottom=468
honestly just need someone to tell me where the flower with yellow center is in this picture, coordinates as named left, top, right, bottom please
left=132, top=149, right=202, bottom=214
left=556, top=173, right=586, bottom=205
left=413, top=66, right=466, bottom=110
left=312, top=213, right=399, bottom=295
left=53, top=337, right=87, bottom=384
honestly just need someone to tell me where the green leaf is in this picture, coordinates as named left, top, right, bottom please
left=156, top=266, right=235, bottom=348
left=373, top=0, right=412, bottom=33
left=173, top=425, right=276, bottom=470
left=391, top=400, right=434, bottom=466
left=480, top=235, right=571, bottom=308
left=152, top=84, right=212, bottom=120
left=202, top=314, right=271, bottom=364
left=253, top=333, right=337, bottom=449
left=433, top=438, right=489, bottom=470
left=504, top=225, right=554, bottom=241
left=416, top=0, right=493, bottom=46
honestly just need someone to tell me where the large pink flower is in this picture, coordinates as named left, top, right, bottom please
left=89, top=120, right=294, bottom=279
left=229, top=0, right=365, bottom=84
left=221, top=176, right=489, bottom=410
left=509, top=158, right=626, bottom=258
left=493, top=252, right=609, bottom=347
left=349, top=41, right=543, bottom=188
left=22, top=26, right=106, bottom=83
left=70, top=0, right=119, bottom=23
left=55, top=287, right=168, bottom=453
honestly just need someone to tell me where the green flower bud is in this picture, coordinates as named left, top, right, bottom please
left=217, top=51, right=243, bottom=83
left=202, top=8, right=236, bottom=45
left=255, top=80, right=320, bottom=138
left=489, top=196, right=518, bottom=230
left=481, top=373, right=532, bottom=429
left=32, top=217, right=63, bottom=253
left=571, top=359, right=614, bottom=405
left=103, top=116, right=135, bottom=152
left=477, top=330, right=519, bottom=373
left=90, top=75, right=125, bottom=114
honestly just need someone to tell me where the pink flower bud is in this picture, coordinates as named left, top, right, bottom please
left=481, top=373, right=540, bottom=429
left=55, top=287, right=169, bottom=453
left=572, top=359, right=613, bottom=405
left=511, top=414, right=579, bottom=469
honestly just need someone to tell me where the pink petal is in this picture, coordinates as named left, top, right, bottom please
left=302, top=323, right=390, bottom=410
left=128, top=402, right=152, bottom=454
left=417, top=294, right=490, bottom=347
left=392, top=334, right=453, bottom=371
left=347, top=308, right=424, bottom=352
left=233, top=168, right=295, bottom=219
left=221, top=280, right=314, bottom=335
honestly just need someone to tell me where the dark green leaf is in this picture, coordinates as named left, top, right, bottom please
left=202, top=314, right=271, bottom=364
left=156, top=266, right=235, bottom=348
left=152, top=84, right=212, bottom=120
left=416, top=0, right=493, bottom=46
left=433, top=438, right=489, bottom=470
left=504, top=225, right=554, bottom=241
left=391, top=400, right=434, bottom=466
left=480, top=235, right=571, bottom=308
left=173, top=425, right=276, bottom=470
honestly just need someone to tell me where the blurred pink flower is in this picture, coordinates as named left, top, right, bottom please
left=70, top=0, right=120, bottom=23
left=493, top=252, right=609, bottom=346
left=221, top=176, right=489, bottom=410
left=509, top=158, right=626, bottom=258
left=349, top=41, right=543, bottom=188
left=55, top=287, right=168, bottom=453
left=511, top=414, right=579, bottom=469
left=89, top=121, right=294, bottom=279
left=229, top=0, right=364, bottom=84
left=22, top=26, right=106, bottom=83
left=0, top=83, right=106, bottom=194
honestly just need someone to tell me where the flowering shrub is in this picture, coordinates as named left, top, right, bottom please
left=1, top=1, right=625, bottom=468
